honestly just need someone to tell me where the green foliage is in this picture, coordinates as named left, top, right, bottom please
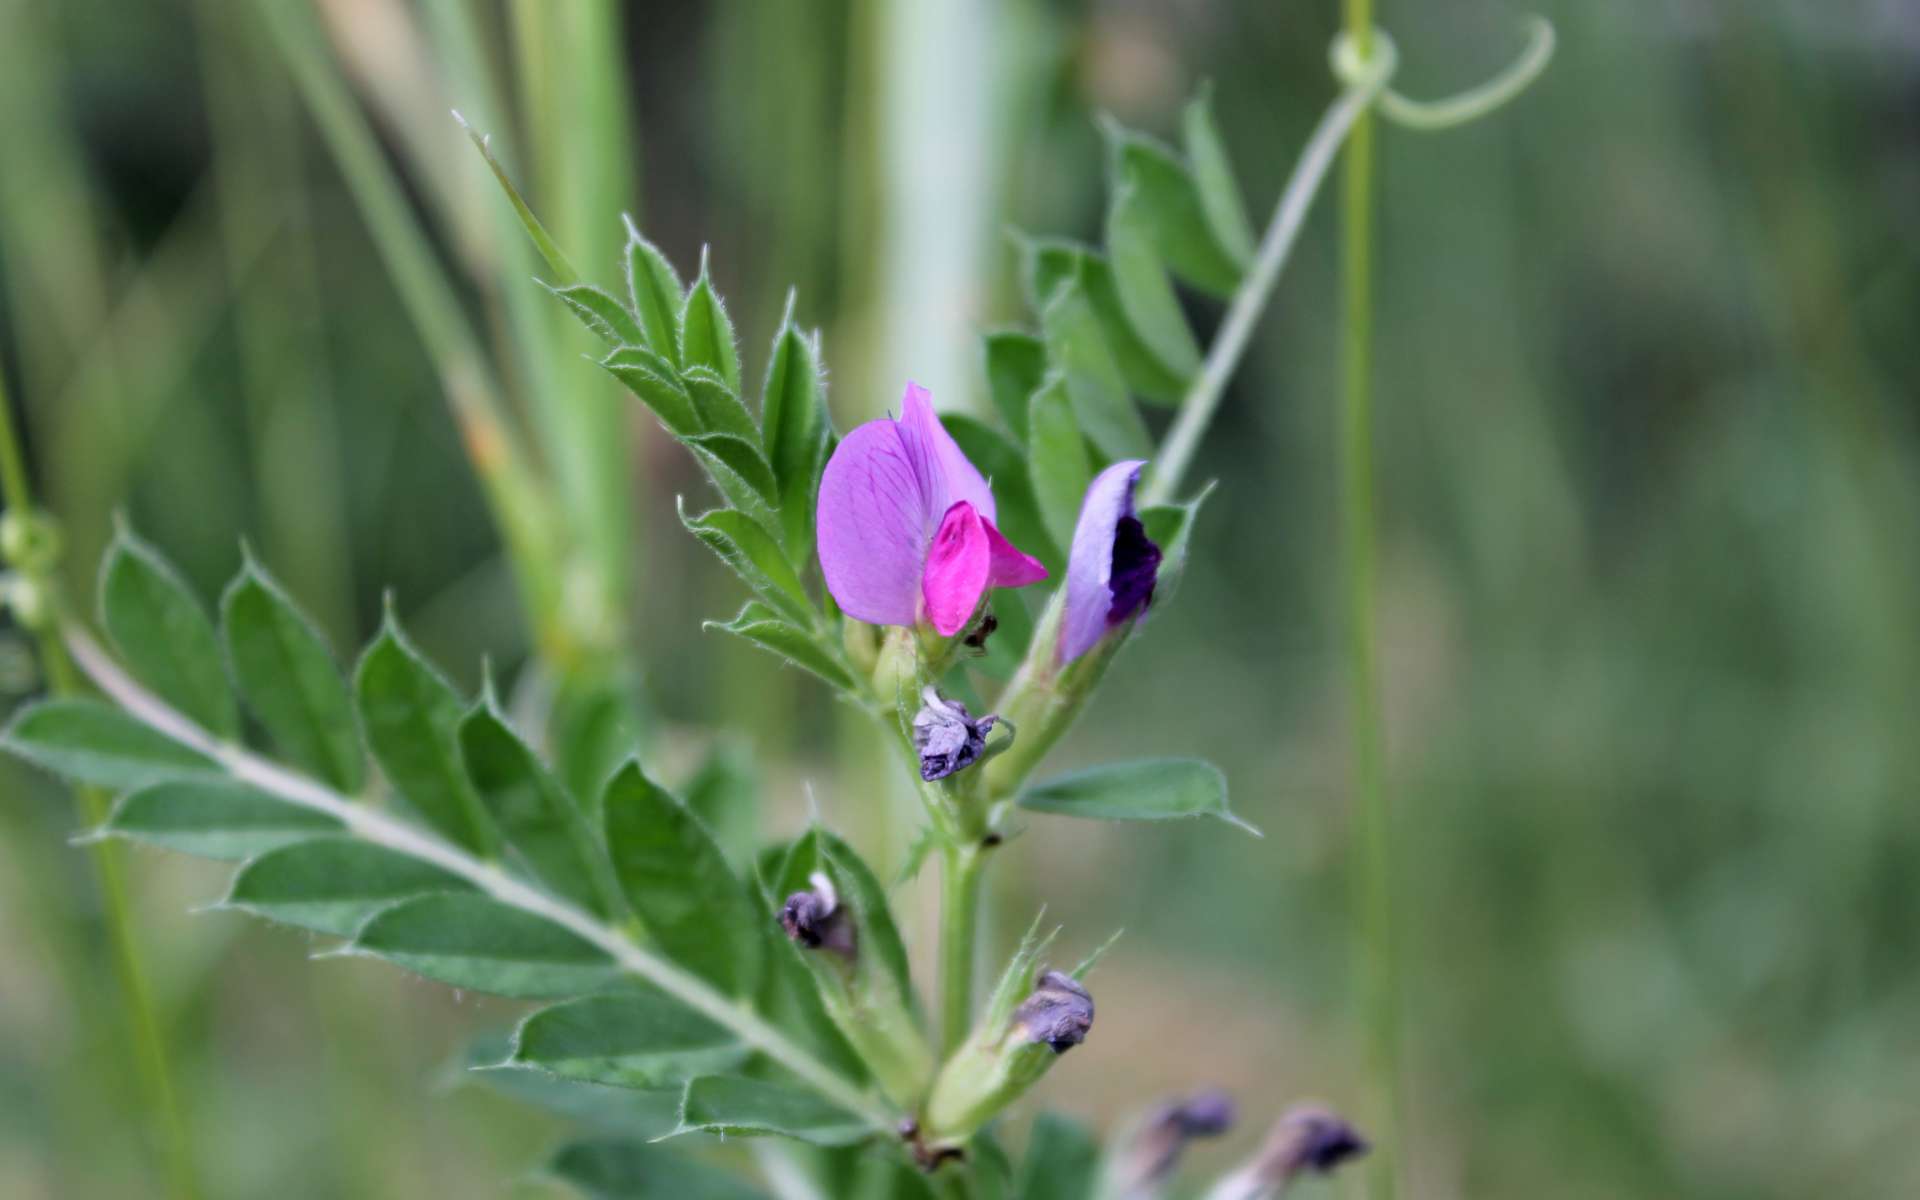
left=221, top=557, right=364, bottom=792
left=508, top=992, right=747, bottom=1087
left=347, top=893, right=620, bottom=998
left=1013, top=1113, right=1100, bottom=1200
left=1018, top=758, right=1253, bottom=830
left=602, top=760, right=765, bottom=996
left=225, top=838, right=475, bottom=937
left=2, top=698, right=216, bottom=788
left=670, top=1075, right=870, bottom=1146
left=100, top=526, right=238, bottom=738
left=104, top=779, right=339, bottom=861
left=459, top=700, right=617, bottom=917
left=544, top=1137, right=768, bottom=1199
left=354, top=612, right=494, bottom=853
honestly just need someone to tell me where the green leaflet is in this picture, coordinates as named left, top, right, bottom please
left=1183, top=83, right=1258, bottom=264
left=669, top=1075, right=871, bottom=1147
left=457, top=701, right=614, bottom=917
left=509, top=991, right=747, bottom=1088
left=943, top=413, right=1063, bottom=578
left=1106, top=181, right=1203, bottom=390
left=678, top=498, right=815, bottom=627
left=105, top=779, right=340, bottom=861
left=601, top=346, right=701, bottom=437
left=545, top=1137, right=767, bottom=1199
left=678, top=251, right=741, bottom=393
left=602, top=760, right=764, bottom=996
left=2, top=698, right=216, bottom=790
left=1103, top=121, right=1247, bottom=296
left=760, top=313, right=830, bottom=562
left=682, top=365, right=760, bottom=443
left=685, top=432, right=782, bottom=535
left=1017, top=758, right=1257, bottom=833
left=704, top=602, right=859, bottom=693
left=349, top=892, right=620, bottom=998
left=224, top=837, right=474, bottom=936
left=981, top=330, right=1047, bottom=445
left=352, top=613, right=494, bottom=854
left=683, top=742, right=761, bottom=873
left=221, top=558, right=364, bottom=792
left=1026, top=376, right=1095, bottom=555
left=542, top=279, right=646, bottom=346
left=1041, top=266, right=1153, bottom=461
left=99, top=527, right=238, bottom=738
left=1014, top=1112, right=1100, bottom=1200
left=623, top=223, right=686, bottom=361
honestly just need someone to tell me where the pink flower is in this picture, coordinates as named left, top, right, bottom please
left=817, top=383, right=1047, bottom=635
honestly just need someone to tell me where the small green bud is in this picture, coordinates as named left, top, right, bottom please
left=1, top=573, right=52, bottom=632
left=774, top=838, right=935, bottom=1107
left=923, top=967, right=1096, bottom=1143
left=0, top=511, right=61, bottom=575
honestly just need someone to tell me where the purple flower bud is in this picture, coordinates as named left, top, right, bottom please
left=912, top=685, right=998, bottom=781
left=1013, top=969, right=1094, bottom=1053
left=1060, top=461, right=1162, bottom=663
left=1228, top=1107, right=1366, bottom=1194
left=1115, top=1088, right=1239, bottom=1196
left=777, top=873, right=854, bottom=957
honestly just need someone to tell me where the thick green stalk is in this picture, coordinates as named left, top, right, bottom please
left=0, top=369, right=198, bottom=1199
left=938, top=842, right=986, bottom=1055
left=1340, top=5, right=1401, bottom=1199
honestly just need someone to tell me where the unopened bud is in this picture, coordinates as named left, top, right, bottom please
left=1112, top=1088, right=1237, bottom=1198
left=1212, top=1106, right=1366, bottom=1198
left=777, top=872, right=854, bottom=957
left=1014, top=969, right=1094, bottom=1053
left=912, top=685, right=997, bottom=782
left=924, top=965, right=1097, bottom=1142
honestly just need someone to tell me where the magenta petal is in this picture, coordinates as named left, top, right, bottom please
left=1058, top=460, right=1150, bottom=663
left=899, top=382, right=996, bottom=524
left=817, top=419, right=933, bottom=627
left=922, top=502, right=992, bottom=636
left=983, top=519, right=1049, bottom=588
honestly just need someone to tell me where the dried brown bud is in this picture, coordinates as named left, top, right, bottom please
left=777, top=873, right=854, bottom=957
left=1209, top=1106, right=1366, bottom=1200
left=912, top=685, right=998, bottom=781
left=1115, top=1088, right=1237, bottom=1196
left=1013, top=969, right=1094, bottom=1053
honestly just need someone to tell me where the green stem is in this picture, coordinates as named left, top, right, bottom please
left=938, top=842, right=985, bottom=1055
left=0, top=368, right=199, bottom=1199
left=1339, top=4, right=1400, bottom=1197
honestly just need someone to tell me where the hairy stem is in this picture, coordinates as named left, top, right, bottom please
left=938, top=841, right=985, bottom=1055
left=0, top=370, right=199, bottom=1199
left=1340, top=6, right=1401, bottom=1199
left=1143, top=70, right=1389, bottom=509
left=63, top=628, right=898, bottom=1135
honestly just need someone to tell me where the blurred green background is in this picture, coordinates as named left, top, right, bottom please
left=3, top=0, right=1916, bottom=1197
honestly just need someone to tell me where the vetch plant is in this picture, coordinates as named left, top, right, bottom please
left=0, top=14, right=1551, bottom=1197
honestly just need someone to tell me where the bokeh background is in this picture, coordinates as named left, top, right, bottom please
left=3, top=0, right=1917, bottom=1197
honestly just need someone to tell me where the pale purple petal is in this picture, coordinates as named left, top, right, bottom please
left=922, top=501, right=992, bottom=636
left=899, top=381, right=996, bottom=523
left=1058, top=460, right=1157, bottom=663
left=817, top=419, right=934, bottom=626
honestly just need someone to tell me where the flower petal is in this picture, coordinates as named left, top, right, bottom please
left=983, top=519, right=1049, bottom=588
left=899, top=382, right=996, bottom=523
left=922, top=501, right=992, bottom=637
left=817, top=419, right=935, bottom=626
left=1058, top=460, right=1154, bottom=663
